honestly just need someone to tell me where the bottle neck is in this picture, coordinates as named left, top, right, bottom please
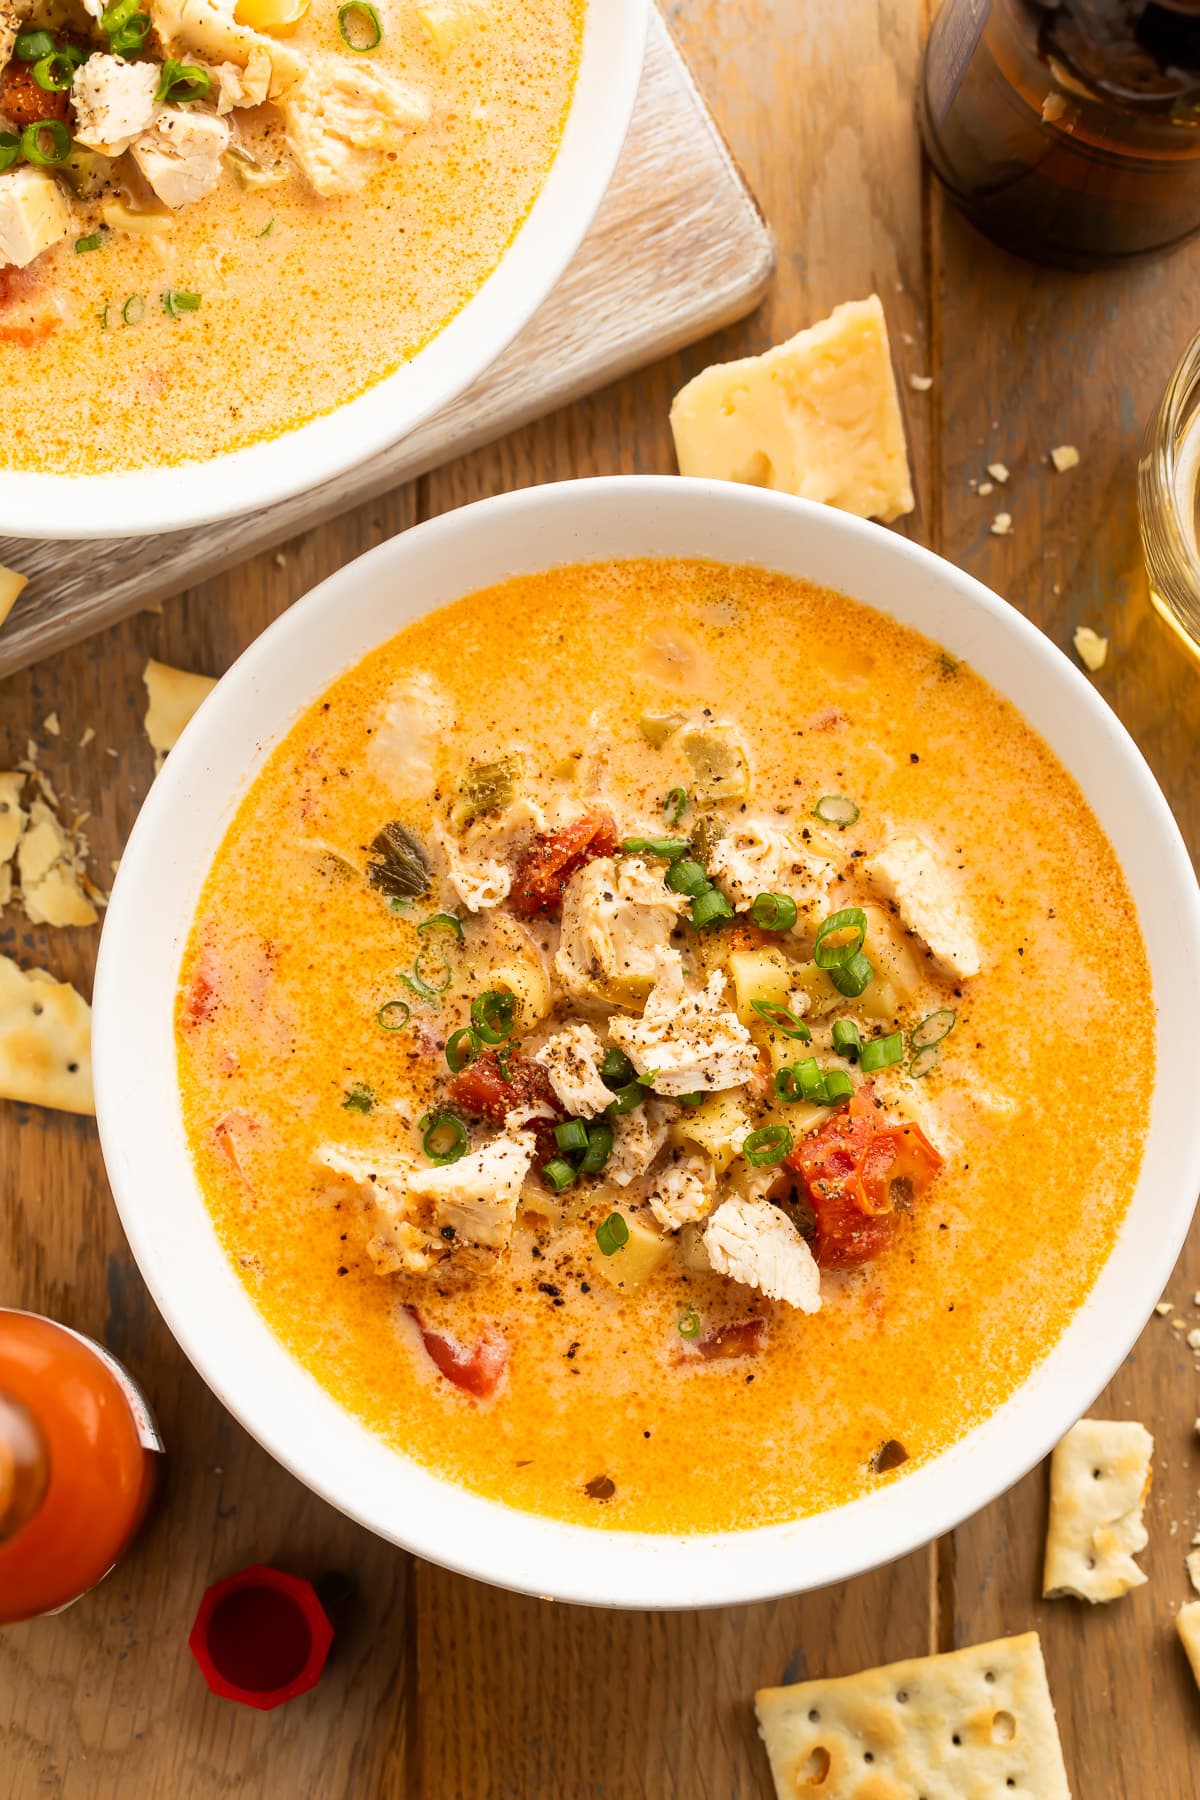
left=0, top=1393, right=50, bottom=1544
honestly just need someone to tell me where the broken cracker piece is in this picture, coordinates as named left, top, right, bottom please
left=1043, top=1418, right=1152, bottom=1602
left=987, top=461, right=1010, bottom=483
left=1073, top=626, right=1108, bottom=672
left=1188, top=1549, right=1200, bottom=1594
left=756, top=1631, right=1070, bottom=1800
left=16, top=800, right=98, bottom=928
left=1178, top=1603, right=1200, bottom=1693
left=143, top=659, right=218, bottom=759
left=991, top=511, right=1013, bottom=536
left=0, top=772, right=27, bottom=870
left=0, top=564, right=27, bottom=631
left=0, top=954, right=93, bottom=1115
left=909, top=373, right=933, bottom=391
left=1051, top=445, right=1080, bottom=472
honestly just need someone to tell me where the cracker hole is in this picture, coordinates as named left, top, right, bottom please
left=31, top=1002, right=43, bottom=1016
left=992, top=1710, right=1016, bottom=1744
left=1085, top=1555, right=1096, bottom=1570
left=1007, top=1782, right=1017, bottom=1790
left=800, top=1746, right=830, bottom=1786
left=807, top=1708, right=820, bottom=1722
left=1093, top=1468, right=1102, bottom=1480
left=984, top=1670, right=995, bottom=1684
left=951, top=1734, right=962, bottom=1747
left=863, top=1751, right=874, bottom=1763
left=896, top=1689, right=908, bottom=1703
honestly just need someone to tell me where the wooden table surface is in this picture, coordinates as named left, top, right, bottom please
left=3, top=3, right=1200, bottom=1794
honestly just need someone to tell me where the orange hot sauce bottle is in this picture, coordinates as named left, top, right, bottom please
left=0, top=1310, right=163, bottom=1626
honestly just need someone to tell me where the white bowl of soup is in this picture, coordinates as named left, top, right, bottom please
left=93, top=477, right=1200, bottom=1609
left=0, top=1, right=646, bottom=539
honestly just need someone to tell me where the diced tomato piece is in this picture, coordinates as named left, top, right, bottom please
left=447, top=1048, right=564, bottom=1170
left=0, top=65, right=70, bottom=129
left=406, top=1307, right=509, bottom=1399
left=182, top=947, right=222, bottom=1028
left=696, top=1317, right=766, bottom=1360
left=510, top=809, right=618, bottom=917
left=786, top=1086, right=943, bottom=1269
left=0, top=265, right=58, bottom=346
left=806, top=1188, right=898, bottom=1270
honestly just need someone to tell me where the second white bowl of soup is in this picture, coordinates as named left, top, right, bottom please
left=94, top=477, right=1200, bottom=1608
left=0, top=1, right=646, bottom=537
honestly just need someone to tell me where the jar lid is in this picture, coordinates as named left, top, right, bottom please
left=188, top=1563, right=333, bottom=1709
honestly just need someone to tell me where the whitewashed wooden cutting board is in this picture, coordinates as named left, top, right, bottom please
left=0, top=10, right=774, bottom=678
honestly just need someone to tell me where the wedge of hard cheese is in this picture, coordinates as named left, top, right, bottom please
left=669, top=294, right=914, bottom=523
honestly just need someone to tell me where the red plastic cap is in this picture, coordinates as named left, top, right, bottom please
left=188, top=1564, right=333, bottom=1710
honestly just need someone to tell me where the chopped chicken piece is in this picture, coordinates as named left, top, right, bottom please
left=150, top=0, right=304, bottom=97
left=606, top=1098, right=674, bottom=1187
left=367, top=672, right=452, bottom=795
left=608, top=956, right=760, bottom=1096
left=0, top=167, right=71, bottom=269
left=534, top=1022, right=613, bottom=1120
left=555, top=856, right=686, bottom=1002
left=0, top=3, right=29, bottom=73
left=704, top=1195, right=822, bottom=1312
left=209, top=47, right=272, bottom=113
left=132, top=107, right=231, bottom=210
left=707, top=817, right=837, bottom=920
left=283, top=58, right=430, bottom=197
left=645, top=1150, right=718, bottom=1231
left=435, top=797, right=546, bottom=914
left=72, top=55, right=160, bottom=156
left=864, top=834, right=981, bottom=979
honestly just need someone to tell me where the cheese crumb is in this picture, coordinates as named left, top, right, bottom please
left=978, top=480, right=995, bottom=497
left=909, top=373, right=933, bottom=391
left=991, top=512, right=1013, bottom=536
left=987, top=461, right=1010, bottom=483
left=1157, top=1301, right=1175, bottom=1316
left=1073, top=626, right=1108, bottom=672
left=1051, top=444, right=1080, bottom=472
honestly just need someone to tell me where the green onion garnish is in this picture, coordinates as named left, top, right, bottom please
left=33, top=48, right=84, bottom=93
left=813, top=795, right=860, bottom=829
left=860, top=1032, right=904, bottom=1073
left=663, top=787, right=688, bottom=826
left=161, top=289, right=202, bottom=317
left=554, top=1118, right=589, bottom=1156
left=445, top=1026, right=480, bottom=1072
left=814, top=907, right=868, bottom=969
left=774, top=1066, right=804, bottom=1104
left=338, top=0, right=382, bottom=48
left=412, top=944, right=453, bottom=996
left=606, top=1081, right=644, bottom=1117
left=75, top=233, right=103, bottom=254
left=750, top=999, right=811, bottom=1042
left=419, top=1108, right=469, bottom=1165
left=828, top=953, right=874, bottom=999
left=600, top=1046, right=636, bottom=1089
left=678, top=1307, right=701, bottom=1340
left=595, top=1212, right=630, bottom=1255
left=743, top=1124, right=794, bottom=1167
left=259, top=218, right=275, bottom=237
left=832, top=1019, right=862, bottom=1060
left=910, top=1044, right=941, bottom=1080
left=822, top=1069, right=854, bottom=1105
left=155, top=59, right=212, bottom=104
left=751, top=892, right=798, bottom=932
left=911, top=1008, right=956, bottom=1050
left=691, top=888, right=734, bottom=930
left=101, top=0, right=150, bottom=54
left=121, top=293, right=145, bottom=327
left=578, top=1122, right=614, bottom=1174
left=543, top=1158, right=576, bottom=1193
left=793, top=1057, right=827, bottom=1102
left=20, top=120, right=71, bottom=166
left=399, top=969, right=443, bottom=1006
left=0, top=134, right=18, bottom=175
left=376, top=999, right=411, bottom=1032
left=418, top=911, right=464, bottom=943
left=677, top=1091, right=705, bottom=1108
left=665, top=858, right=709, bottom=896
left=15, top=29, right=56, bottom=60
left=342, top=1081, right=374, bottom=1113
left=622, top=836, right=690, bottom=861
left=470, top=989, right=516, bottom=1045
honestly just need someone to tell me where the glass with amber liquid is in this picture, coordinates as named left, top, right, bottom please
left=920, top=1, right=1200, bottom=266
left=1140, top=328, right=1200, bottom=654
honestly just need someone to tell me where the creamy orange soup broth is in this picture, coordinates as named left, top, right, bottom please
left=177, top=560, right=1151, bottom=1534
left=0, top=0, right=580, bottom=473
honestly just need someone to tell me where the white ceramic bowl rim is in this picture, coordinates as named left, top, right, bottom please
left=0, top=2, right=649, bottom=541
left=94, top=477, right=1200, bottom=1610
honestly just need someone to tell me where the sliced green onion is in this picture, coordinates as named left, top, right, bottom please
left=814, top=907, right=868, bottom=969
left=829, top=953, right=874, bottom=999
left=663, top=787, right=688, bottom=826
left=33, top=49, right=84, bottom=93
left=554, top=1118, right=590, bottom=1156
left=750, top=891, right=798, bottom=931
left=794, top=1057, right=827, bottom=1102
left=665, top=858, right=709, bottom=896
left=259, top=218, right=275, bottom=237
left=496, top=1046, right=513, bottom=1082
left=579, top=1122, right=614, bottom=1175
left=813, top=795, right=860, bottom=829
left=595, top=1212, right=630, bottom=1256
left=832, top=1019, right=862, bottom=1060
left=75, top=233, right=103, bottom=253
left=102, top=0, right=150, bottom=53
left=910, top=1044, right=941, bottom=1080
left=750, top=999, right=811, bottom=1042
left=606, top=1081, right=644, bottom=1117
left=418, top=911, right=464, bottom=943
left=21, top=121, right=71, bottom=166
left=471, top=989, right=516, bottom=1045
left=622, top=836, right=691, bottom=861
left=445, top=1026, right=480, bottom=1072
left=389, top=896, right=415, bottom=913
left=419, top=1108, right=468, bottom=1165
left=543, top=1158, right=577, bottom=1193
left=636, top=1068, right=660, bottom=1088
left=338, top=0, right=382, bottom=49
left=15, top=29, right=56, bottom=60
left=743, top=1124, right=794, bottom=1167
left=413, top=944, right=453, bottom=995
left=376, top=999, right=411, bottom=1032
left=774, top=1066, right=805, bottom=1104
left=691, top=888, right=734, bottom=930
left=398, top=970, right=442, bottom=1006
left=860, top=1031, right=904, bottom=1073
left=600, top=1046, right=636, bottom=1089
left=161, top=289, right=202, bottom=317
left=678, top=1306, right=701, bottom=1340
left=342, top=1081, right=374, bottom=1114
left=121, top=293, right=145, bottom=327
left=911, top=1008, right=956, bottom=1050
left=677, top=1091, right=705, bottom=1108
left=0, top=133, right=18, bottom=175
left=156, top=58, right=212, bottom=104
left=822, top=1069, right=854, bottom=1105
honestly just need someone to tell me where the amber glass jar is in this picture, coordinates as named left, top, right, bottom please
left=920, top=1, right=1200, bottom=267
left=1139, top=328, right=1200, bottom=654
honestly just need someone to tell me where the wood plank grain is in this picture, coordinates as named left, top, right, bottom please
left=930, top=165, right=1200, bottom=1795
